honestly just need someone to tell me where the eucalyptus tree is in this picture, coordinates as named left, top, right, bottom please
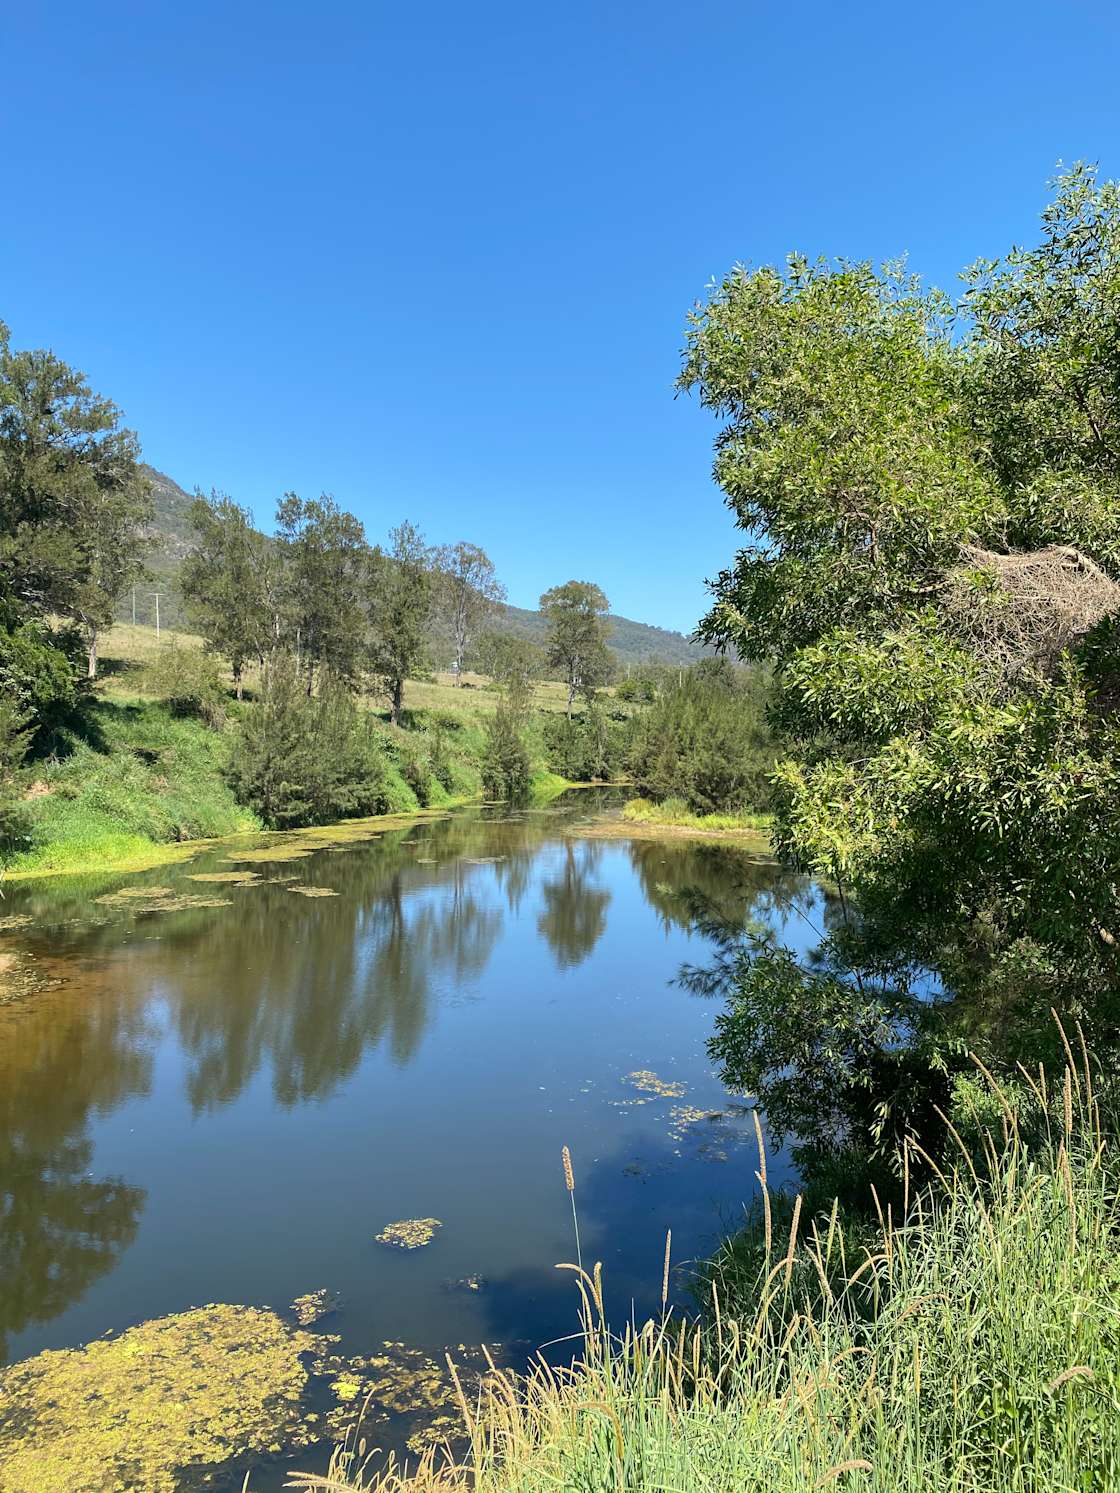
left=436, top=540, right=505, bottom=682
left=275, top=493, right=368, bottom=691
left=180, top=492, right=279, bottom=696
left=540, top=579, right=612, bottom=718
left=366, top=521, right=433, bottom=724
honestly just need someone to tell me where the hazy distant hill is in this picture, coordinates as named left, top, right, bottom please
left=120, top=467, right=708, bottom=668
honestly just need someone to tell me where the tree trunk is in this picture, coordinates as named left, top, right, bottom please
left=234, top=664, right=243, bottom=701
left=567, top=678, right=575, bottom=720
left=391, top=677, right=403, bottom=726
left=87, top=626, right=99, bottom=680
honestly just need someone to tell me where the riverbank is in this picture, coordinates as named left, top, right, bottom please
left=574, top=796, right=773, bottom=848
left=305, top=1059, right=1120, bottom=1493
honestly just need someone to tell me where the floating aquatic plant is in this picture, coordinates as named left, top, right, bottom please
left=291, top=1288, right=339, bottom=1326
left=375, top=1217, right=442, bottom=1249
left=312, top=1340, right=496, bottom=1454
left=187, top=870, right=263, bottom=884
left=0, top=1304, right=324, bottom=1493
left=288, top=886, right=339, bottom=898
left=92, top=886, right=232, bottom=914
left=625, top=1069, right=688, bottom=1099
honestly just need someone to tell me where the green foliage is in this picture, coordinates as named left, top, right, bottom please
left=481, top=701, right=532, bottom=803
left=681, top=167, right=1120, bottom=1152
left=180, top=491, right=279, bottom=689
left=0, top=616, right=84, bottom=755
left=229, top=654, right=388, bottom=829
left=276, top=492, right=369, bottom=688
left=366, top=521, right=434, bottom=724
left=629, top=659, right=776, bottom=814
left=0, top=320, right=151, bottom=679
left=142, top=642, right=229, bottom=728
left=541, top=701, right=629, bottom=781
left=540, top=579, right=613, bottom=716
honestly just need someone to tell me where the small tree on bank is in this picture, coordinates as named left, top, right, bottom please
left=0, top=322, right=151, bottom=680
left=540, top=580, right=612, bottom=719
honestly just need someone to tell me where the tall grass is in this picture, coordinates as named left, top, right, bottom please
left=291, top=1046, right=1120, bottom=1492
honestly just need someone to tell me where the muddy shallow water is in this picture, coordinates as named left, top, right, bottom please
left=0, top=793, right=822, bottom=1489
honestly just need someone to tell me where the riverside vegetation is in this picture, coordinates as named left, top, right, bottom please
left=279, top=165, right=1120, bottom=1490
left=4, top=163, right=1120, bottom=1493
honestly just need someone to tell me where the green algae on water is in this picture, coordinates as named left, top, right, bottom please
left=0, top=1305, right=324, bottom=1493
left=375, top=1217, right=442, bottom=1249
left=625, top=1069, right=688, bottom=1099
left=313, top=1340, right=496, bottom=1454
left=291, top=1288, right=340, bottom=1326
left=93, top=885, right=234, bottom=914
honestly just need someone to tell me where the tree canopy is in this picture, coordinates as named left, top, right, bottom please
left=681, top=165, right=1120, bottom=1156
left=540, top=580, right=612, bottom=718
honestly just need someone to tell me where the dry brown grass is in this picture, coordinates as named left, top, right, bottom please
left=95, top=624, right=582, bottom=716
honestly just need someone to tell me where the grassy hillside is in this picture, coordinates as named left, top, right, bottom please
left=3, top=622, right=601, bottom=875
left=120, top=467, right=709, bottom=667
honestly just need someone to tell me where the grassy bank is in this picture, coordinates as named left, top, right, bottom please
left=2, top=699, right=260, bottom=876
left=621, top=796, right=771, bottom=834
left=2, top=646, right=590, bottom=877
left=299, top=1057, right=1120, bottom=1492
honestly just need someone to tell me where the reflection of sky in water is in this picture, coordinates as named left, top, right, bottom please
left=0, top=802, right=820, bottom=1488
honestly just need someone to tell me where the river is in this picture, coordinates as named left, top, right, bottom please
left=0, top=792, right=821, bottom=1489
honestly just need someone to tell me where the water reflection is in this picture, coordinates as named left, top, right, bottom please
left=0, top=980, right=148, bottom=1359
left=538, top=843, right=611, bottom=968
left=0, top=799, right=809, bottom=1376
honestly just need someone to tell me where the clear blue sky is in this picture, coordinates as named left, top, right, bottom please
left=2, top=2, right=1118, bottom=633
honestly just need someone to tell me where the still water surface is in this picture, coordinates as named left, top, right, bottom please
left=0, top=793, right=819, bottom=1487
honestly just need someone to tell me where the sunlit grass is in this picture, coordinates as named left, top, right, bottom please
left=621, top=796, right=772, bottom=834
left=293, top=1048, right=1120, bottom=1492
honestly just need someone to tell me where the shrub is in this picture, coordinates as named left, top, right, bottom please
left=143, top=642, right=229, bottom=728
left=629, top=659, right=776, bottom=814
left=482, top=697, right=532, bottom=803
left=228, top=655, right=387, bottom=828
left=0, top=616, right=84, bottom=756
left=541, top=702, right=630, bottom=781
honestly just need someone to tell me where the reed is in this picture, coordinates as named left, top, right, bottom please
left=291, top=1053, right=1120, bottom=1492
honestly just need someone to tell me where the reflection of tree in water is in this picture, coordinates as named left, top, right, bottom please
left=627, top=839, right=813, bottom=937
left=0, top=988, right=149, bottom=1360
left=537, top=842, right=611, bottom=969
left=168, top=847, right=504, bottom=1112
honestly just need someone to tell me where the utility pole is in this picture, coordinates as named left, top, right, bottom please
left=149, top=592, right=163, bottom=640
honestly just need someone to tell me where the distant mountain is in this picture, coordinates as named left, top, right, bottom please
left=121, top=467, right=709, bottom=668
